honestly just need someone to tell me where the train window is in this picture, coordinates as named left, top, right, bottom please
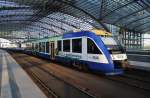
left=72, top=38, right=82, bottom=53
left=46, top=42, right=49, bottom=53
left=63, top=40, right=70, bottom=52
left=32, top=43, right=34, bottom=50
left=29, top=43, right=32, bottom=50
left=39, top=42, right=42, bottom=52
left=42, top=42, right=45, bottom=52
left=26, top=43, right=31, bottom=50
left=87, top=38, right=101, bottom=54
left=35, top=43, right=39, bottom=51
left=57, top=40, right=62, bottom=51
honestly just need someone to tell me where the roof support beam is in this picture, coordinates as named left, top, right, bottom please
left=140, top=28, right=150, bottom=33
left=137, top=24, right=150, bottom=32
left=113, top=6, right=149, bottom=24
left=25, top=25, right=60, bottom=36
left=101, top=0, right=136, bottom=18
left=45, top=16, right=77, bottom=28
left=0, top=36, right=36, bottom=40
left=30, top=24, right=63, bottom=34
left=38, top=20, right=66, bottom=31
left=133, top=21, right=150, bottom=30
left=124, top=15, right=150, bottom=27
left=0, top=6, right=30, bottom=10
left=0, top=14, right=78, bottom=29
left=0, top=14, right=79, bottom=32
left=0, top=21, right=61, bottom=36
left=54, top=0, right=110, bottom=32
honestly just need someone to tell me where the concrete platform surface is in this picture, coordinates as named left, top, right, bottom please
left=0, top=50, right=47, bottom=98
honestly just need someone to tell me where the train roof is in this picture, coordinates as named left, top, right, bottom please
left=91, top=29, right=112, bottom=36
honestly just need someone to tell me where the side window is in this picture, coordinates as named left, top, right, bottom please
left=26, top=43, right=30, bottom=50
left=35, top=43, right=38, bottom=51
left=72, top=38, right=82, bottom=53
left=42, top=42, right=45, bottom=52
left=46, top=42, right=49, bottom=53
left=57, top=40, right=62, bottom=51
left=39, top=42, right=42, bottom=52
left=63, top=40, right=70, bottom=52
left=32, top=43, right=34, bottom=50
left=87, top=38, right=102, bottom=54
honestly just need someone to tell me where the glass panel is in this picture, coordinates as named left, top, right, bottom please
left=72, top=38, right=82, bottom=53
left=46, top=42, right=49, bottom=53
left=63, top=40, right=70, bottom=52
left=42, top=42, right=45, bottom=52
left=87, top=38, right=101, bottom=54
left=57, top=40, right=62, bottom=51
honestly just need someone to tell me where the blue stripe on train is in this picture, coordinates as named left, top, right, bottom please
left=55, top=56, right=122, bottom=74
left=24, top=51, right=123, bottom=75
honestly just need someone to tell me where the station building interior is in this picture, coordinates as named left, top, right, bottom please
left=0, top=0, right=149, bottom=49
left=0, top=0, right=150, bottom=98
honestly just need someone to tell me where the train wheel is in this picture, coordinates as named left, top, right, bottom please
left=72, top=61, right=88, bottom=71
left=77, top=63, right=88, bottom=72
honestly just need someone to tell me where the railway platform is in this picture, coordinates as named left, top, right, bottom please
left=0, top=49, right=47, bottom=98
left=127, top=52, right=150, bottom=71
left=129, top=61, right=150, bottom=71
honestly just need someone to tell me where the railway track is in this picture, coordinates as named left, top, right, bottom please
left=29, top=70, right=58, bottom=98
left=23, top=55, right=150, bottom=95
left=9, top=52, right=97, bottom=98
left=25, top=57, right=97, bottom=98
left=8, top=51, right=150, bottom=98
left=106, top=71, right=150, bottom=92
left=14, top=55, right=59, bottom=98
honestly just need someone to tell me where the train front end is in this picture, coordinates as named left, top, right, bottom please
left=93, top=30, right=128, bottom=70
left=101, top=36, right=128, bottom=69
left=90, top=29, right=128, bottom=75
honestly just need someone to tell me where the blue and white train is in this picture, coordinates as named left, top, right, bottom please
left=22, top=29, right=128, bottom=75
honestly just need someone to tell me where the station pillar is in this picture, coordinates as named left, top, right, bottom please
left=119, top=29, right=143, bottom=50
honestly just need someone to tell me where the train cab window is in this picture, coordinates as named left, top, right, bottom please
left=72, top=38, right=82, bottom=53
left=57, top=40, right=62, bottom=51
left=87, top=38, right=101, bottom=54
left=46, top=42, right=49, bottom=53
left=63, top=40, right=70, bottom=52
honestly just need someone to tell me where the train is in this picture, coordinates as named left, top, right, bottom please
left=21, top=29, right=128, bottom=75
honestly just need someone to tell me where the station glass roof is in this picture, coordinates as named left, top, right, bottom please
left=0, top=0, right=149, bottom=41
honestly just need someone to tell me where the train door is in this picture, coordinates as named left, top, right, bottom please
left=50, top=41, right=55, bottom=60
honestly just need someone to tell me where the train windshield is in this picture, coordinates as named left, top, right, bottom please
left=100, top=36, right=125, bottom=54
left=101, top=37, right=117, bottom=46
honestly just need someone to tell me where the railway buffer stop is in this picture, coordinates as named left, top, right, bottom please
left=0, top=0, right=150, bottom=98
